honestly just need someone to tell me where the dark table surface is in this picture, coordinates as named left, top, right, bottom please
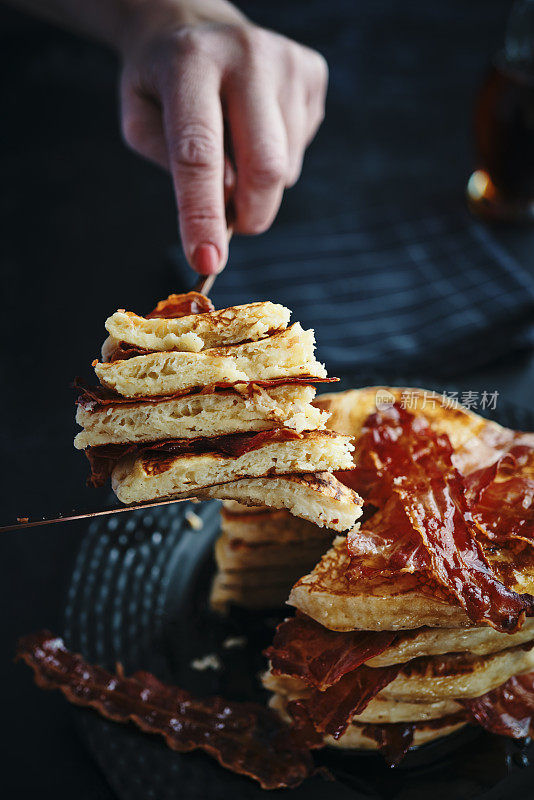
left=1, top=1, right=533, bottom=797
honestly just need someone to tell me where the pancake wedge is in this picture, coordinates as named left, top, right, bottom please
left=288, top=536, right=534, bottom=631
left=200, top=474, right=363, bottom=532
left=111, top=430, right=354, bottom=503
left=215, top=530, right=329, bottom=571
left=220, top=505, right=328, bottom=546
left=104, top=301, right=291, bottom=353
left=74, top=384, right=328, bottom=448
left=289, top=536, right=470, bottom=630
left=380, top=643, right=534, bottom=702
left=366, top=617, right=534, bottom=667
left=77, top=293, right=352, bottom=528
left=210, top=566, right=309, bottom=612
left=95, top=323, right=326, bottom=398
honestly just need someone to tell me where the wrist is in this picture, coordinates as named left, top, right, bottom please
left=115, top=0, right=248, bottom=57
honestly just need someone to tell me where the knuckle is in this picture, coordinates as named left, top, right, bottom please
left=236, top=25, right=268, bottom=56
left=172, top=25, right=205, bottom=55
left=172, top=123, right=220, bottom=170
left=246, top=149, right=287, bottom=188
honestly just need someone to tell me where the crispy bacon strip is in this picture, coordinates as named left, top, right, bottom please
left=16, top=631, right=314, bottom=790
left=346, top=405, right=534, bottom=633
left=460, top=671, right=534, bottom=738
left=288, top=663, right=402, bottom=740
left=85, top=428, right=303, bottom=488
left=362, top=713, right=469, bottom=767
left=265, top=613, right=398, bottom=691
left=73, top=377, right=339, bottom=412
left=465, top=445, right=534, bottom=546
left=107, top=342, right=153, bottom=362
left=347, top=496, right=431, bottom=578
left=362, top=722, right=415, bottom=767
left=146, top=291, right=215, bottom=318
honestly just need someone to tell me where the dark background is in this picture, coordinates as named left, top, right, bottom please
left=1, top=0, right=533, bottom=797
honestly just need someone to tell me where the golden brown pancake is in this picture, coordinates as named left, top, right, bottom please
left=104, top=301, right=291, bottom=353
left=95, top=323, right=326, bottom=398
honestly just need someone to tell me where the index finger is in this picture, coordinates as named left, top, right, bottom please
left=162, top=61, right=227, bottom=274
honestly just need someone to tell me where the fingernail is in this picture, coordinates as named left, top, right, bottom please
left=192, top=243, right=221, bottom=275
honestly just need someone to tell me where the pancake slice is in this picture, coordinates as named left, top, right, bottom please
left=220, top=505, right=328, bottom=546
left=214, top=527, right=328, bottom=572
left=193, top=473, right=362, bottom=532
left=74, top=384, right=328, bottom=448
left=210, top=567, right=308, bottom=612
left=95, top=323, right=326, bottom=398
left=104, top=301, right=291, bottom=353
left=289, top=536, right=534, bottom=631
left=111, top=430, right=354, bottom=503
left=366, top=617, right=534, bottom=666
left=379, top=642, right=534, bottom=702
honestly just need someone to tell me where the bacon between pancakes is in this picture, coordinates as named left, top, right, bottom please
left=74, top=376, right=339, bottom=412
left=265, top=612, right=398, bottom=690
left=85, top=428, right=303, bottom=488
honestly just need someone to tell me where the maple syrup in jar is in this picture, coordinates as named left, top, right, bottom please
left=468, top=0, right=534, bottom=222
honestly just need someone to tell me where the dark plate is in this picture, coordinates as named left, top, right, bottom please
left=64, top=391, right=534, bottom=799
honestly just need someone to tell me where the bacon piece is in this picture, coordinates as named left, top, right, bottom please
left=362, top=722, right=415, bottom=766
left=465, top=445, right=534, bottom=546
left=16, top=631, right=314, bottom=790
left=346, top=405, right=534, bottom=633
left=104, top=293, right=217, bottom=361
left=362, top=713, right=468, bottom=766
left=288, top=663, right=402, bottom=739
left=460, top=671, right=534, bottom=738
left=146, top=292, right=215, bottom=319
left=107, top=341, right=153, bottom=362
left=85, top=428, right=303, bottom=488
left=347, top=497, right=431, bottom=579
left=73, top=376, right=339, bottom=412
left=265, top=613, right=398, bottom=690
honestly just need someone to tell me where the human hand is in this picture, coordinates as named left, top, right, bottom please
left=119, top=0, right=328, bottom=274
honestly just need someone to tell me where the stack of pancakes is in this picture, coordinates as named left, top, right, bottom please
left=264, top=388, right=534, bottom=763
left=74, top=293, right=362, bottom=530
left=210, top=501, right=331, bottom=611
